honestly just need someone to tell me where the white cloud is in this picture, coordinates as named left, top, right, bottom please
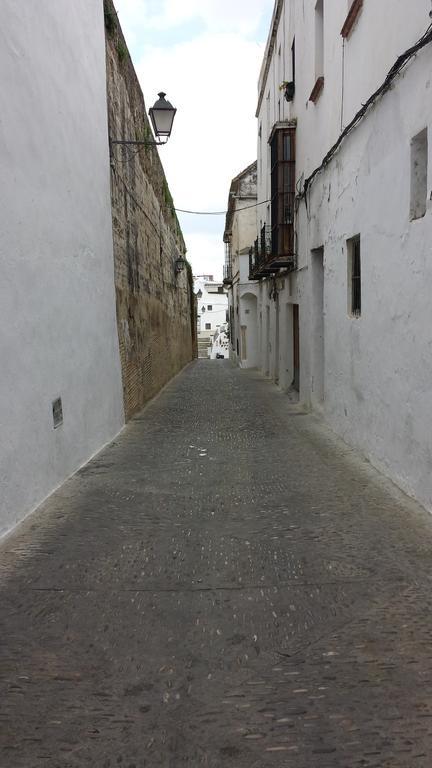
left=185, top=232, right=225, bottom=281
left=137, top=33, right=263, bottom=208
left=114, top=1, right=272, bottom=276
left=116, top=0, right=272, bottom=37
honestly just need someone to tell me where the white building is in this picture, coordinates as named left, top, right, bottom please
left=194, top=276, right=228, bottom=337
left=223, top=162, right=260, bottom=368
left=0, top=1, right=124, bottom=536
left=249, top=0, right=432, bottom=510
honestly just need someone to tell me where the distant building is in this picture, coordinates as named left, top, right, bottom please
left=223, top=162, right=258, bottom=367
left=194, top=277, right=228, bottom=336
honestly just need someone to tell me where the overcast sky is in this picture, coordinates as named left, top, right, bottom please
left=113, top=0, right=274, bottom=280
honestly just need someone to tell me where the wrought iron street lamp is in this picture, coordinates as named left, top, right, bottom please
left=110, top=92, right=177, bottom=148
left=149, top=93, right=177, bottom=142
left=174, top=255, right=186, bottom=274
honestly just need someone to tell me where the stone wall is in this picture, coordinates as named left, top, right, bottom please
left=104, top=0, right=195, bottom=419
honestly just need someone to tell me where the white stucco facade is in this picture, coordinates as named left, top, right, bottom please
left=0, top=1, right=125, bottom=536
left=194, top=277, right=228, bottom=335
left=223, top=163, right=260, bottom=368
left=252, top=0, right=432, bottom=510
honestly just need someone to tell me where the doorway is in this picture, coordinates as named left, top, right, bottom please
left=240, top=293, right=258, bottom=367
left=265, top=305, right=270, bottom=376
left=293, top=303, right=300, bottom=391
left=311, top=247, right=324, bottom=402
left=274, top=293, right=280, bottom=384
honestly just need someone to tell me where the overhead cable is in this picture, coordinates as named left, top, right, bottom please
left=174, top=200, right=271, bottom=215
left=300, top=22, right=432, bottom=199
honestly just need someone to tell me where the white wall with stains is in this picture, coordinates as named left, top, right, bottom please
left=254, top=0, right=432, bottom=510
left=0, top=1, right=125, bottom=536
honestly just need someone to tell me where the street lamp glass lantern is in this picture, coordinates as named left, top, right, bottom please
left=149, top=92, right=177, bottom=139
left=175, top=255, right=186, bottom=273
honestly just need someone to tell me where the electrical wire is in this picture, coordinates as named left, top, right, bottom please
left=300, top=22, right=432, bottom=199
left=174, top=199, right=271, bottom=215
left=110, top=150, right=271, bottom=216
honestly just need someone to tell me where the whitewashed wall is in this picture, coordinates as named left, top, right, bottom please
left=0, top=0, right=124, bottom=536
left=255, top=0, right=432, bottom=509
left=305, top=50, right=432, bottom=511
left=226, top=168, right=259, bottom=368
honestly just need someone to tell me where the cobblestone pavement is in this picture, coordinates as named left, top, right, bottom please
left=2, top=361, right=432, bottom=767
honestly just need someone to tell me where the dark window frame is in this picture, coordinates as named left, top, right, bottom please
left=348, top=235, right=361, bottom=318
left=270, top=127, right=296, bottom=259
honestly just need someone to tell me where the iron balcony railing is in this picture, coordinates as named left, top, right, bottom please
left=223, top=240, right=233, bottom=285
left=248, top=221, right=296, bottom=281
left=249, top=224, right=297, bottom=280
left=248, top=225, right=269, bottom=279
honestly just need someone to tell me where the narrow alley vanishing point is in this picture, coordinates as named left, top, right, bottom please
left=2, top=361, right=432, bottom=767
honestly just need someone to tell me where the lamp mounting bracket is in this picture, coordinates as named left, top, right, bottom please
left=110, top=138, right=166, bottom=147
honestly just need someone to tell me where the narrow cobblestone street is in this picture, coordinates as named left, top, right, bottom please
left=2, top=360, right=432, bottom=767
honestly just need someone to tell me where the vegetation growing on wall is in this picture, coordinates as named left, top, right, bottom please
left=116, top=41, right=128, bottom=63
left=163, top=179, right=176, bottom=217
left=103, top=0, right=116, bottom=36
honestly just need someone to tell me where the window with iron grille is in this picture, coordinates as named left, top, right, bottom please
left=347, top=235, right=361, bottom=317
left=224, top=239, right=232, bottom=280
left=270, top=127, right=296, bottom=259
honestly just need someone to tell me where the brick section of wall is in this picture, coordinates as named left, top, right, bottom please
left=104, top=0, right=196, bottom=420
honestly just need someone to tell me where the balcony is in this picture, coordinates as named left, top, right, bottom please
left=248, top=223, right=296, bottom=281
left=223, top=263, right=233, bottom=286
left=223, top=240, right=233, bottom=286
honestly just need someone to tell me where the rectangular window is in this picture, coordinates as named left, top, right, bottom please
left=205, top=323, right=211, bottom=330
left=410, top=128, right=428, bottom=221
left=270, top=127, right=296, bottom=259
left=347, top=236, right=361, bottom=317
left=207, top=304, right=213, bottom=311
left=52, top=397, right=63, bottom=429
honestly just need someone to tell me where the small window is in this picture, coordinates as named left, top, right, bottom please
left=52, top=397, right=63, bottom=429
left=410, top=128, right=428, bottom=221
left=205, top=323, right=211, bottom=330
left=207, top=304, right=212, bottom=311
left=347, top=236, right=361, bottom=317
